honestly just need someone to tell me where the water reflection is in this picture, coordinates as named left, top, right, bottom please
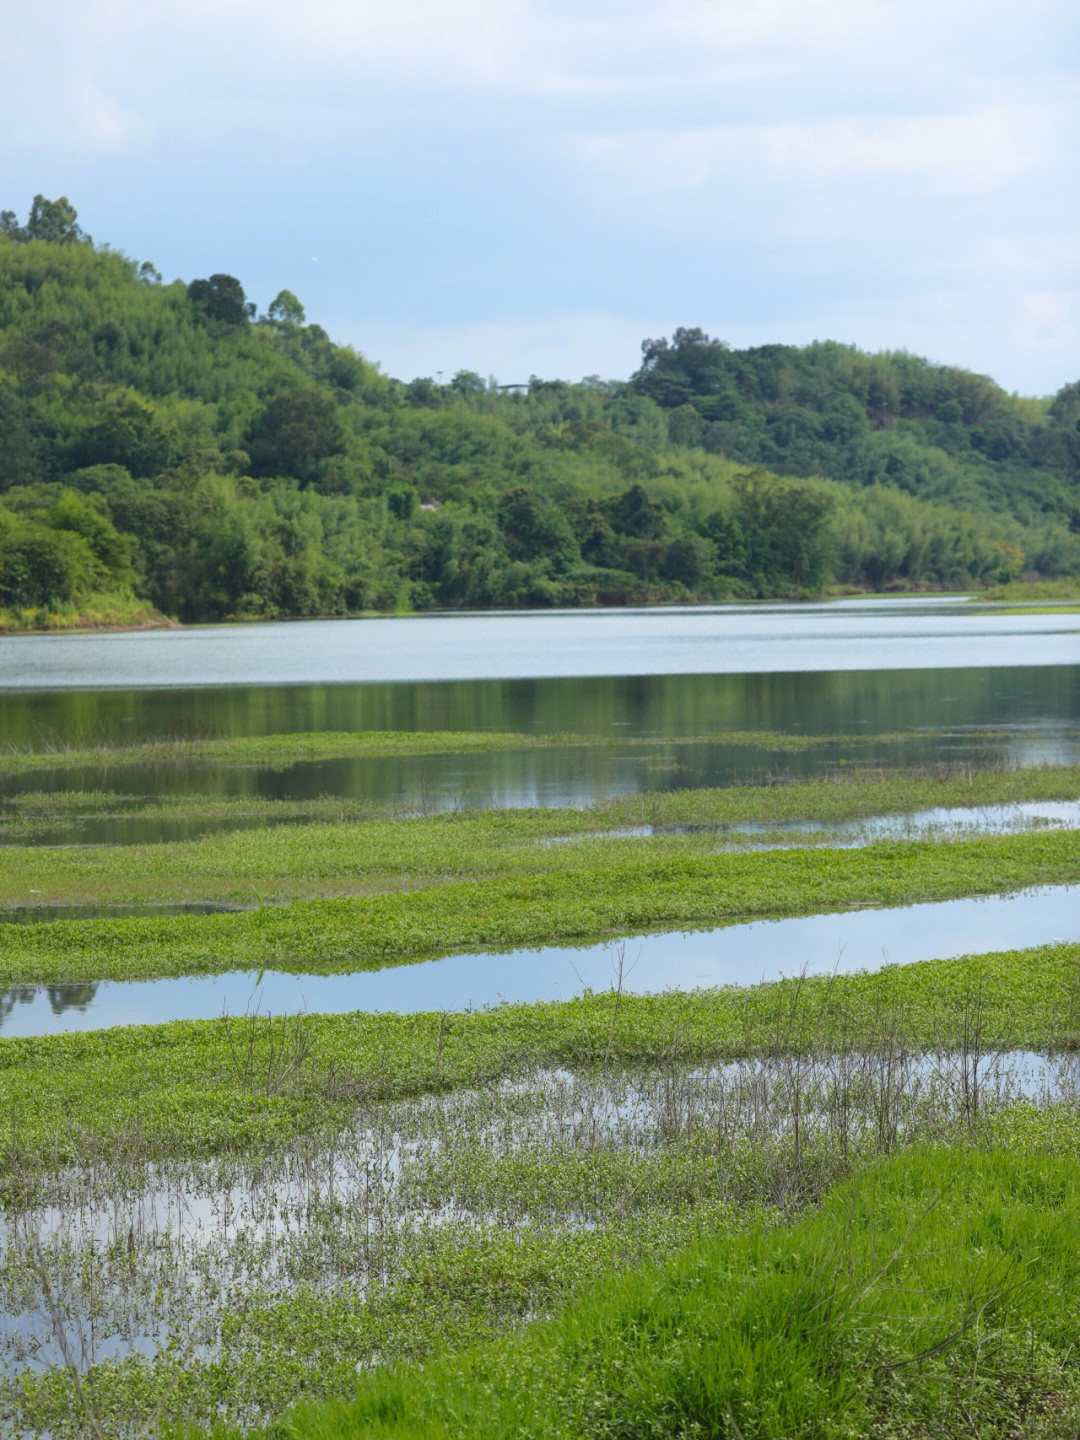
left=2, top=660, right=1078, bottom=754
left=2, top=884, right=1076, bottom=1038
left=6, top=1041, right=1076, bottom=1400
left=0, top=983, right=98, bottom=1020
left=3, top=728, right=1079, bottom=845
left=541, top=798, right=1080, bottom=850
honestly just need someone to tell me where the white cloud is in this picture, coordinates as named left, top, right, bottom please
left=75, top=84, right=157, bottom=154
left=1, top=0, right=1077, bottom=396
left=7, top=0, right=1075, bottom=116
left=575, top=106, right=1044, bottom=204
left=1015, top=292, right=1080, bottom=376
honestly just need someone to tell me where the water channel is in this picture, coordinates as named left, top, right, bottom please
left=1, top=883, right=1075, bottom=1038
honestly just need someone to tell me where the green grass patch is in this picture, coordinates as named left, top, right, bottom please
left=1, top=827, right=1077, bottom=984
left=0, top=590, right=169, bottom=634
left=3, top=765, right=1078, bottom=906
left=978, top=576, right=1080, bottom=607
left=231, top=1146, right=1080, bottom=1440
left=0, top=725, right=1005, bottom=773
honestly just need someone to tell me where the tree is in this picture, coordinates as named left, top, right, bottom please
left=187, top=274, right=253, bottom=326
left=25, top=195, right=88, bottom=244
left=0, top=507, right=101, bottom=607
left=496, top=486, right=579, bottom=570
left=0, top=196, right=90, bottom=245
left=246, top=388, right=346, bottom=486
left=449, top=370, right=486, bottom=398
left=733, top=469, right=836, bottom=592
left=661, top=532, right=716, bottom=588
left=72, top=392, right=175, bottom=477
left=603, top=482, right=666, bottom=541
left=268, top=290, right=305, bottom=326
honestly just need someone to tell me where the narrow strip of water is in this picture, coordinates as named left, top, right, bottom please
left=1, top=884, right=1076, bottom=1038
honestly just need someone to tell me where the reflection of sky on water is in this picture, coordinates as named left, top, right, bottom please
left=4, top=1044, right=1077, bottom=1378
left=1, top=884, right=1076, bottom=1039
left=3, top=603, right=1079, bottom=692
left=538, top=798, right=1080, bottom=849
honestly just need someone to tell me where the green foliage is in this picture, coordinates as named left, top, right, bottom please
left=187, top=274, right=253, bottom=327
left=632, top=330, right=1080, bottom=562
left=1, top=203, right=1076, bottom=625
left=246, top=387, right=346, bottom=486
left=1, top=821, right=1077, bottom=984
left=197, top=1149, right=1080, bottom=1440
left=0, top=505, right=99, bottom=606
left=0, top=194, right=90, bottom=246
left=267, top=290, right=305, bottom=326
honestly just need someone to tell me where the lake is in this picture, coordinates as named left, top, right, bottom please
left=1, top=599, right=1077, bottom=1037
left=2, top=601, right=1078, bottom=818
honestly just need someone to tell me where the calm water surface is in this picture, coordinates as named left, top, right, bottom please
left=2, top=606, right=1078, bottom=818
left=3, top=599, right=1079, bottom=693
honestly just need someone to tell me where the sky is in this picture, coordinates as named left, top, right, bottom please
left=3, top=0, right=1078, bottom=395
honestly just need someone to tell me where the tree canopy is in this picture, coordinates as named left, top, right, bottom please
left=0, top=199, right=1076, bottom=622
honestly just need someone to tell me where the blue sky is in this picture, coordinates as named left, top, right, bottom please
left=4, top=0, right=1078, bottom=394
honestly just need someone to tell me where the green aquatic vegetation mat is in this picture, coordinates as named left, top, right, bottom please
left=1, top=941, right=1076, bottom=1168
left=7, top=1199, right=754, bottom=1440
left=224, top=1146, right=1080, bottom=1440
left=1, top=826, right=1078, bottom=983
left=0, top=723, right=1021, bottom=775
left=0, top=766, right=1077, bottom=898
left=3, top=763, right=1079, bottom=895
left=16, top=1138, right=1073, bottom=1438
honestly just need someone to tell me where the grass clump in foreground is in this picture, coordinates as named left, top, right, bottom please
left=236, top=1147, right=1080, bottom=1440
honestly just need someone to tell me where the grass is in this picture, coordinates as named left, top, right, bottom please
left=3, top=1000, right=1079, bottom=1436
left=3, top=763, right=1079, bottom=890
left=0, top=590, right=170, bottom=635
left=2, top=941, right=1077, bottom=1168
left=232, top=1146, right=1080, bottom=1440
left=0, top=825, right=1077, bottom=984
left=977, top=576, right=1080, bottom=607
left=3, top=724, right=1061, bottom=774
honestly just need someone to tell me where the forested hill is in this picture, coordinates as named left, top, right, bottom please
left=632, top=329, right=1080, bottom=532
left=1, top=197, right=1078, bottom=624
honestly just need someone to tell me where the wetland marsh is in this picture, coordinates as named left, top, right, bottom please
left=0, top=602, right=1078, bottom=1437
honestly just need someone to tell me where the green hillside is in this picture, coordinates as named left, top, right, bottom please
left=1, top=197, right=1078, bottom=625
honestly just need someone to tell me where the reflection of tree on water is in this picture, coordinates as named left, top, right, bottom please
left=0, top=987, right=39, bottom=1024
left=49, top=983, right=98, bottom=1015
left=0, top=983, right=99, bottom=1026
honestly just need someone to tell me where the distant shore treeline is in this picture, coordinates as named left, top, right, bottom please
left=1, top=197, right=1078, bottom=623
